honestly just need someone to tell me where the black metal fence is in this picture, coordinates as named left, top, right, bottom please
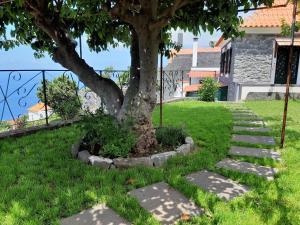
left=0, top=69, right=188, bottom=133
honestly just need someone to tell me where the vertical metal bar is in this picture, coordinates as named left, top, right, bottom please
left=42, top=71, right=49, bottom=126
left=79, top=35, right=83, bottom=58
left=281, top=0, right=297, bottom=148
left=181, top=71, right=184, bottom=97
left=160, top=51, right=163, bottom=127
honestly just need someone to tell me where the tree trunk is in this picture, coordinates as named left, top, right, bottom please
left=118, top=27, right=160, bottom=154
left=52, top=45, right=124, bottom=116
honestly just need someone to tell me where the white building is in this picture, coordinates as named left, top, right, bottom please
left=27, top=102, right=53, bottom=121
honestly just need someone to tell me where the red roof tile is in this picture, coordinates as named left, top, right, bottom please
left=184, top=84, right=202, bottom=92
left=28, top=102, right=51, bottom=113
left=188, top=71, right=219, bottom=78
left=241, top=0, right=296, bottom=28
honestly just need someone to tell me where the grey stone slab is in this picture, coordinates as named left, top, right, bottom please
left=78, top=150, right=91, bottom=163
left=129, top=182, right=203, bottom=225
left=186, top=170, right=249, bottom=201
left=233, top=116, right=261, bottom=121
left=61, top=204, right=130, bottom=225
left=176, top=144, right=191, bottom=155
left=216, top=158, right=277, bottom=180
left=232, top=134, right=275, bottom=145
left=229, top=146, right=281, bottom=160
left=89, top=156, right=113, bottom=169
left=234, top=120, right=264, bottom=126
left=151, top=151, right=177, bottom=167
left=233, top=126, right=271, bottom=133
left=113, top=157, right=153, bottom=168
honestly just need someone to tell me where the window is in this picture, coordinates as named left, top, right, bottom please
left=220, top=48, right=232, bottom=75
left=274, top=46, right=300, bottom=84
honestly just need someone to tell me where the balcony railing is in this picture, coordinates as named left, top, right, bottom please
left=0, top=69, right=188, bottom=134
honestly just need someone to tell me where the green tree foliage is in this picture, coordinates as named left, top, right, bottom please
left=198, top=78, right=220, bottom=102
left=281, top=19, right=300, bottom=36
left=37, top=75, right=81, bottom=120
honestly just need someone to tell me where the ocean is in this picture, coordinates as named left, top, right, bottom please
left=0, top=70, right=82, bottom=121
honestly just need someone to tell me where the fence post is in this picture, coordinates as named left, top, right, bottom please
left=181, top=71, right=184, bottom=97
left=42, top=70, right=49, bottom=126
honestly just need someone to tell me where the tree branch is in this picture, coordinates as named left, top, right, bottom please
left=24, top=0, right=124, bottom=115
left=150, top=0, right=202, bottom=29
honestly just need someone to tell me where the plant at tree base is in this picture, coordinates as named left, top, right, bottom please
left=156, top=126, right=187, bottom=147
left=198, top=78, right=220, bottom=102
left=37, top=75, right=81, bottom=120
left=79, top=110, right=135, bottom=158
left=0, top=0, right=273, bottom=154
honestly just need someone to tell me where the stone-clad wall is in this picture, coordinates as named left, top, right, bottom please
left=232, top=34, right=274, bottom=84
left=197, top=52, right=221, bottom=68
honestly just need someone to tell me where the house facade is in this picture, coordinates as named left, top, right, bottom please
left=217, top=0, right=300, bottom=101
left=27, top=102, right=53, bottom=121
left=164, top=36, right=221, bottom=98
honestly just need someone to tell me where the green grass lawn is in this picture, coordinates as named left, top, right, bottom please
left=0, top=100, right=299, bottom=225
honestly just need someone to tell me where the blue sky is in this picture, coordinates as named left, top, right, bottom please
left=0, top=30, right=221, bottom=71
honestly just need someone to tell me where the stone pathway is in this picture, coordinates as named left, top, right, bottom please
left=233, top=120, right=264, bottom=126
left=216, top=158, right=277, bottom=181
left=186, top=170, right=249, bottom=201
left=232, top=134, right=275, bottom=145
left=128, top=182, right=203, bottom=225
left=233, top=126, right=271, bottom=132
left=229, top=146, right=281, bottom=160
left=61, top=204, right=130, bottom=225
left=61, top=105, right=281, bottom=224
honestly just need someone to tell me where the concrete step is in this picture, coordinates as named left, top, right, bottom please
left=234, top=120, right=264, bottom=126
left=129, top=182, right=203, bottom=225
left=216, top=158, right=277, bottom=181
left=61, top=204, right=130, bottom=225
left=233, top=126, right=271, bottom=133
left=232, top=134, right=275, bottom=145
left=229, top=146, right=281, bottom=160
left=186, top=170, right=249, bottom=201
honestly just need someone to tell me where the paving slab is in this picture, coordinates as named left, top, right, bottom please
left=61, top=204, right=130, bottom=225
left=234, top=120, right=264, bottom=126
left=232, top=134, right=275, bottom=145
left=129, top=182, right=203, bottom=225
left=233, top=115, right=261, bottom=121
left=186, top=170, right=249, bottom=201
left=229, top=146, right=281, bottom=160
left=233, top=126, right=271, bottom=133
left=216, top=158, right=277, bottom=180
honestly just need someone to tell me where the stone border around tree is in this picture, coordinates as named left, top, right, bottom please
left=71, top=136, right=195, bottom=169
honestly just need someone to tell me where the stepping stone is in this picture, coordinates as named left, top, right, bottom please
left=233, top=115, right=260, bottom=120
left=216, top=158, right=277, bottom=181
left=234, top=121, right=264, bottom=126
left=129, top=182, right=203, bottom=225
left=186, top=170, right=249, bottom=201
left=232, top=134, right=275, bottom=145
left=229, top=146, right=281, bottom=160
left=233, top=126, right=271, bottom=133
left=61, top=204, right=130, bottom=225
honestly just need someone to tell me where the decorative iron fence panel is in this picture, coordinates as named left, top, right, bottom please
left=0, top=69, right=187, bottom=133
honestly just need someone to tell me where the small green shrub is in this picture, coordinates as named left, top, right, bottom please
left=198, top=78, right=220, bottom=102
left=37, top=75, right=81, bottom=120
left=79, top=110, right=135, bottom=158
left=156, top=126, right=187, bottom=147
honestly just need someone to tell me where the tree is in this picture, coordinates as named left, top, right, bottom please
left=198, top=78, right=219, bottom=102
left=0, top=0, right=273, bottom=154
left=37, top=75, right=81, bottom=120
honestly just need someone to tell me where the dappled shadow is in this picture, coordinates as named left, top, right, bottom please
left=61, top=204, right=130, bottom=225
left=216, top=158, right=277, bottom=181
left=186, top=170, right=249, bottom=201
left=128, top=182, right=203, bottom=225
